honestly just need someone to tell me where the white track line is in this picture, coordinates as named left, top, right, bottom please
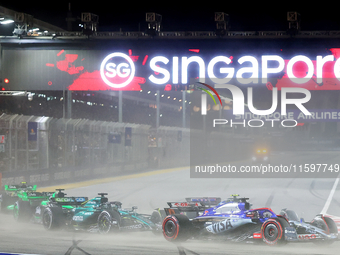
left=320, top=177, right=340, bottom=215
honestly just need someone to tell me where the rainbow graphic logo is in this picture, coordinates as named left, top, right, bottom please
left=197, top=82, right=223, bottom=115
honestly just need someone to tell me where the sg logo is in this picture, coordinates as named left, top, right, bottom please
left=100, top=52, right=135, bottom=88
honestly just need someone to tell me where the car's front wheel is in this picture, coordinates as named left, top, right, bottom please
left=97, top=210, right=120, bottom=234
left=311, top=216, right=338, bottom=246
left=42, top=207, right=65, bottom=230
left=262, top=217, right=289, bottom=246
left=0, top=192, right=16, bottom=213
left=13, top=200, right=31, bottom=222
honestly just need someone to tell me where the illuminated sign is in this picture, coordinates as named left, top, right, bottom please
left=205, top=85, right=311, bottom=116
left=147, top=54, right=340, bottom=85
left=4, top=47, right=340, bottom=91
left=100, top=52, right=135, bottom=88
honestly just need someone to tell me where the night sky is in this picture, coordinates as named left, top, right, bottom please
left=1, top=2, right=340, bottom=32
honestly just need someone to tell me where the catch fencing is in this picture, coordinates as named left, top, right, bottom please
left=0, top=114, right=190, bottom=187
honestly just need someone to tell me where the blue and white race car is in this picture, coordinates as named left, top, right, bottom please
left=162, top=195, right=338, bottom=245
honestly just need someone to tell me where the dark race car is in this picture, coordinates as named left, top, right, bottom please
left=151, top=197, right=222, bottom=228
left=36, top=189, right=88, bottom=226
left=162, top=195, right=338, bottom=246
left=0, top=182, right=37, bottom=213
left=12, top=189, right=55, bottom=222
left=42, top=193, right=160, bottom=234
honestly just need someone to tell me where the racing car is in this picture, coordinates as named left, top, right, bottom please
left=12, top=189, right=55, bottom=221
left=162, top=195, right=338, bottom=245
left=151, top=197, right=222, bottom=226
left=35, top=189, right=88, bottom=225
left=8, top=188, right=87, bottom=223
left=42, top=193, right=160, bottom=234
left=0, top=182, right=37, bottom=212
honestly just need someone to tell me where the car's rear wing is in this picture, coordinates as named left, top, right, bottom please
left=51, top=196, right=88, bottom=206
left=185, top=197, right=221, bottom=206
left=4, top=184, right=37, bottom=191
left=25, top=191, right=55, bottom=199
left=164, top=197, right=221, bottom=218
left=167, top=197, right=221, bottom=209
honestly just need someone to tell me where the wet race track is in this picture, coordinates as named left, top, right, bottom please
left=1, top=151, right=340, bottom=255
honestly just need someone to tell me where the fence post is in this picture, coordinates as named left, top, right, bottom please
left=156, top=90, right=160, bottom=129
left=119, top=91, right=123, bottom=123
left=182, top=90, right=186, bottom=128
left=26, top=116, right=34, bottom=170
left=8, top=114, right=18, bottom=172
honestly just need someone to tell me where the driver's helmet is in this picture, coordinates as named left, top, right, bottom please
left=109, top=201, right=122, bottom=209
left=20, top=182, right=27, bottom=189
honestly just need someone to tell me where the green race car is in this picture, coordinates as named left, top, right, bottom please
left=13, top=188, right=87, bottom=223
left=42, top=193, right=161, bottom=234
left=12, top=189, right=55, bottom=221
left=0, top=182, right=37, bottom=212
left=37, top=189, right=88, bottom=226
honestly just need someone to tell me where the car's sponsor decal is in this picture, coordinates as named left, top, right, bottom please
left=75, top=197, right=86, bottom=202
left=285, top=229, right=296, bottom=234
left=284, top=227, right=298, bottom=241
left=253, top=233, right=262, bottom=239
left=208, top=219, right=233, bottom=233
left=55, top=197, right=73, bottom=203
left=120, top=224, right=143, bottom=230
left=298, top=234, right=319, bottom=239
left=72, top=215, right=83, bottom=221
left=170, top=202, right=200, bottom=207
left=85, top=201, right=97, bottom=205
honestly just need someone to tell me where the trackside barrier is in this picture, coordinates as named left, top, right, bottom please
left=0, top=114, right=191, bottom=187
left=0, top=114, right=252, bottom=187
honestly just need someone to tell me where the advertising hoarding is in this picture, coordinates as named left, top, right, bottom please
left=3, top=40, right=340, bottom=93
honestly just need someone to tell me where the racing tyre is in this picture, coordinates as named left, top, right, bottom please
left=150, top=210, right=163, bottom=235
left=0, top=192, right=17, bottom=213
left=42, top=207, right=65, bottom=230
left=312, top=216, right=338, bottom=246
left=262, top=217, right=289, bottom=246
left=151, top=210, right=162, bottom=225
left=162, top=214, right=192, bottom=243
left=323, top=217, right=338, bottom=234
left=0, top=191, right=9, bottom=212
left=97, top=210, right=121, bottom=234
left=13, top=200, right=31, bottom=222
